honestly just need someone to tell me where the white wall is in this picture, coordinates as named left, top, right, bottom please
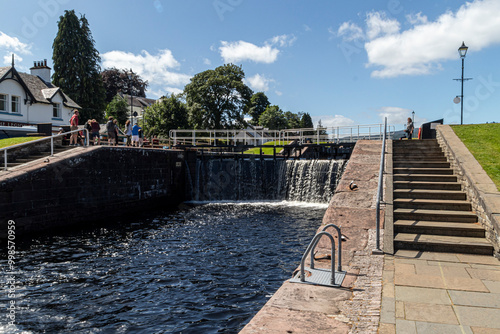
left=0, top=77, right=72, bottom=126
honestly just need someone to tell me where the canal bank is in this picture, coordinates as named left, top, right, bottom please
left=0, top=146, right=186, bottom=239
left=241, top=140, right=385, bottom=333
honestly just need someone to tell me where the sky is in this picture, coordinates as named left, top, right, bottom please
left=1, top=0, right=500, bottom=129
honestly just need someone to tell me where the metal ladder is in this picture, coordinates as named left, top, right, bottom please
left=290, top=224, right=346, bottom=287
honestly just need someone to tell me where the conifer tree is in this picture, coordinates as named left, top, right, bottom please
left=52, top=10, right=106, bottom=122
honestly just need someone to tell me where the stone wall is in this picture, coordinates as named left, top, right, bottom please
left=436, top=125, right=500, bottom=257
left=0, top=146, right=186, bottom=238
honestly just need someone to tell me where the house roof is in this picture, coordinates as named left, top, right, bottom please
left=120, top=93, right=156, bottom=109
left=0, top=66, right=81, bottom=109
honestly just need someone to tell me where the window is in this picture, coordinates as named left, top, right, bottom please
left=11, top=96, right=20, bottom=113
left=53, top=103, right=61, bottom=118
left=0, top=94, right=6, bottom=112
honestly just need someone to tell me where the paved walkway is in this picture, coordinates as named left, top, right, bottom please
left=380, top=250, right=500, bottom=333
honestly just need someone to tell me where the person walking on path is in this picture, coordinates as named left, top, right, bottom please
left=124, top=120, right=132, bottom=146
left=132, top=123, right=141, bottom=147
left=69, top=109, right=79, bottom=146
left=405, top=117, right=414, bottom=140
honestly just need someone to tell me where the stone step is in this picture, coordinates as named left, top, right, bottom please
left=393, top=174, right=457, bottom=182
left=394, top=220, right=485, bottom=237
left=393, top=157, right=449, bottom=163
left=393, top=161, right=450, bottom=168
left=394, top=198, right=472, bottom=211
left=393, top=189, right=467, bottom=200
left=394, top=181, right=462, bottom=191
left=394, top=233, right=493, bottom=255
left=393, top=168, right=454, bottom=175
left=393, top=149, right=444, bottom=155
left=394, top=208, right=477, bottom=223
left=393, top=139, right=438, bottom=146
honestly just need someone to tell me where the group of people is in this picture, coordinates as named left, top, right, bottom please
left=67, top=109, right=143, bottom=147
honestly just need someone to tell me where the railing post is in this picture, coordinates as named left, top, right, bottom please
left=373, top=117, right=387, bottom=254
left=51, top=136, right=54, bottom=156
left=3, top=149, right=7, bottom=171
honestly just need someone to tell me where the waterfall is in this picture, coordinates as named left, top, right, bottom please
left=187, top=158, right=347, bottom=204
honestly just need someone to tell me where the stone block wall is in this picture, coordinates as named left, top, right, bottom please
left=0, top=147, right=186, bottom=238
left=436, top=125, right=500, bottom=257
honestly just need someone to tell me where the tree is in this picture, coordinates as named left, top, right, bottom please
left=317, top=119, right=328, bottom=136
left=184, top=64, right=253, bottom=129
left=247, top=92, right=270, bottom=125
left=284, top=111, right=301, bottom=129
left=105, top=95, right=129, bottom=127
left=259, top=105, right=287, bottom=130
left=101, top=68, right=148, bottom=103
left=52, top=10, right=106, bottom=122
left=143, top=94, right=189, bottom=138
left=300, top=112, right=314, bottom=128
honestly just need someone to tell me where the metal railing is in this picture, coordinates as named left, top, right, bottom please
left=169, top=123, right=398, bottom=147
left=1, top=129, right=89, bottom=171
left=374, top=117, right=387, bottom=253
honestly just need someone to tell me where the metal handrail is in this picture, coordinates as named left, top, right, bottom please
left=310, top=224, right=342, bottom=272
left=374, top=117, right=387, bottom=252
left=300, top=231, right=336, bottom=285
left=1, top=129, right=89, bottom=171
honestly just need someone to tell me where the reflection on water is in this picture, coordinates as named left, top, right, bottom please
left=1, top=202, right=326, bottom=333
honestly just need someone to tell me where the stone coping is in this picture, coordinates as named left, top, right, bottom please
left=436, top=124, right=500, bottom=256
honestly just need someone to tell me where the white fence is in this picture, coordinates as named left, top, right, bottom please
left=169, top=124, right=399, bottom=146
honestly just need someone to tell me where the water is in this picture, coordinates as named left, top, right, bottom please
left=1, top=202, right=327, bottom=333
left=190, top=159, right=346, bottom=203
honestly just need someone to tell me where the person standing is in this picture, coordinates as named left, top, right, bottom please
left=132, top=123, right=141, bottom=147
left=106, top=116, right=116, bottom=146
left=124, top=119, right=132, bottom=146
left=90, top=119, right=101, bottom=145
left=405, top=117, right=414, bottom=140
left=69, top=109, right=79, bottom=146
left=84, top=119, right=92, bottom=146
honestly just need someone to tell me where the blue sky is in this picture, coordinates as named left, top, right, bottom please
left=1, top=0, right=500, bottom=129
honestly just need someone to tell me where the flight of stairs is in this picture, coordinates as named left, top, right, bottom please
left=393, top=139, right=493, bottom=255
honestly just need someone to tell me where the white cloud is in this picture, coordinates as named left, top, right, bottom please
left=338, top=0, right=500, bottom=78
left=336, top=22, right=364, bottom=41
left=303, top=24, right=312, bottom=32
left=0, top=31, right=32, bottom=55
left=366, top=12, right=400, bottom=40
left=268, top=34, right=297, bottom=47
left=101, top=49, right=192, bottom=91
left=275, top=90, right=283, bottom=96
left=245, top=73, right=273, bottom=92
left=3, top=53, right=23, bottom=66
left=219, top=40, right=279, bottom=64
left=377, top=106, right=415, bottom=125
left=203, top=58, right=211, bottom=65
left=312, top=115, right=356, bottom=128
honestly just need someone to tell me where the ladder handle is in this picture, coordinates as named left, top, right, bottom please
left=300, top=231, right=336, bottom=285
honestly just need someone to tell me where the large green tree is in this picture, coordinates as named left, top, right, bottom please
left=101, top=68, right=148, bottom=103
left=259, top=105, right=287, bottom=130
left=184, top=64, right=253, bottom=129
left=300, top=112, right=314, bottom=128
left=105, top=95, right=129, bottom=127
left=52, top=10, right=106, bottom=122
left=284, top=111, right=301, bottom=129
left=247, top=92, right=270, bottom=125
left=143, top=94, right=189, bottom=138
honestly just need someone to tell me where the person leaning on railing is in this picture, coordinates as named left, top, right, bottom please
left=69, top=109, right=79, bottom=146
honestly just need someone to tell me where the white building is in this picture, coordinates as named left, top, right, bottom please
left=0, top=59, right=80, bottom=127
left=118, top=93, right=156, bottom=124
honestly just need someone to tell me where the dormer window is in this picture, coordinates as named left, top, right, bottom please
left=53, top=103, right=61, bottom=118
left=0, top=94, right=6, bottom=112
left=11, top=96, right=20, bottom=113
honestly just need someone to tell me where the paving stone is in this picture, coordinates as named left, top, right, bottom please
left=483, top=280, right=500, bottom=293
left=382, top=281, right=395, bottom=299
left=395, top=273, right=445, bottom=289
left=471, top=263, right=500, bottom=271
left=395, top=263, right=415, bottom=276
left=395, top=319, right=416, bottom=334
left=380, top=298, right=395, bottom=324
left=395, top=286, right=451, bottom=305
left=456, top=254, right=500, bottom=265
left=404, top=302, right=458, bottom=324
left=399, top=251, right=460, bottom=262
left=471, top=327, right=500, bottom=334
left=443, top=276, right=489, bottom=292
left=414, top=263, right=471, bottom=278
left=395, top=301, right=405, bottom=319
left=378, top=323, right=396, bottom=334
left=454, top=305, right=500, bottom=328
left=415, top=321, right=473, bottom=334
left=427, top=260, right=471, bottom=268
left=466, top=268, right=500, bottom=281
left=449, top=290, right=500, bottom=308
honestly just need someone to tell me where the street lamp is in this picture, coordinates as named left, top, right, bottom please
left=127, top=71, right=134, bottom=125
left=454, top=42, right=472, bottom=125
left=412, top=110, right=415, bottom=124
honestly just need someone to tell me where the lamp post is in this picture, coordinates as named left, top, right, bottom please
left=412, top=110, right=415, bottom=124
left=128, top=71, right=133, bottom=125
left=454, top=42, right=472, bottom=125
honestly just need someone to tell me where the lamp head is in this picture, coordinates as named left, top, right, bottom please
left=458, top=41, right=468, bottom=58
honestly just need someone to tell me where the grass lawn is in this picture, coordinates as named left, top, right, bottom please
left=0, top=137, right=45, bottom=149
left=243, top=141, right=289, bottom=155
left=451, top=123, right=500, bottom=190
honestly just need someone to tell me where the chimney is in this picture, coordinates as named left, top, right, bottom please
left=30, top=59, right=51, bottom=83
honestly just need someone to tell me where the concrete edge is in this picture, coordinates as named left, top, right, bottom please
left=383, top=139, right=394, bottom=254
left=436, top=124, right=500, bottom=257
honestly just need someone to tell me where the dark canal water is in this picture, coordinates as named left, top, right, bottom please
left=1, top=202, right=327, bottom=333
